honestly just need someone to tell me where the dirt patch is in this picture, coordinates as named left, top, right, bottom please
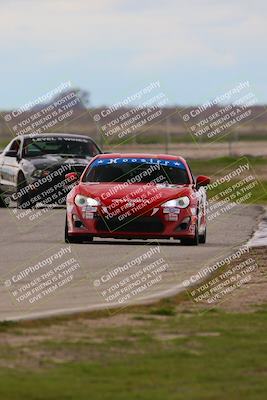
left=174, top=246, right=267, bottom=313
left=216, top=247, right=267, bottom=312
left=155, top=332, right=221, bottom=341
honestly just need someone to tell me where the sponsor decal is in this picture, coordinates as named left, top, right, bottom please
left=92, top=158, right=186, bottom=169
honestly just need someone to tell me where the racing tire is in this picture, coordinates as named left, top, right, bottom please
left=0, top=190, right=7, bottom=208
left=199, top=227, right=206, bottom=244
left=17, top=174, right=32, bottom=209
left=64, top=216, right=93, bottom=244
left=180, top=225, right=199, bottom=246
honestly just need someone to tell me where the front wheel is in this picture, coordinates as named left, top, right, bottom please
left=199, top=227, right=207, bottom=244
left=64, top=216, right=93, bottom=244
left=0, top=190, right=7, bottom=208
left=17, top=174, right=32, bottom=209
left=180, top=225, right=199, bottom=246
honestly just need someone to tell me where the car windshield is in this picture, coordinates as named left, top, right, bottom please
left=84, top=158, right=190, bottom=185
left=23, top=137, right=99, bottom=158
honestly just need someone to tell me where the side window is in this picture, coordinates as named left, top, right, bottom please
left=3, top=139, right=21, bottom=156
left=187, top=163, right=195, bottom=184
left=10, top=139, right=21, bottom=153
left=88, top=142, right=100, bottom=157
left=2, top=141, right=12, bottom=154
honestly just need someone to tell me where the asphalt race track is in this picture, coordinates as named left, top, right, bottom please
left=0, top=204, right=263, bottom=321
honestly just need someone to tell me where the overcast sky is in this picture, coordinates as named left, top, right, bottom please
left=0, top=0, right=266, bottom=108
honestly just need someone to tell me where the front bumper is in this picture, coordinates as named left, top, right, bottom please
left=67, top=205, right=198, bottom=240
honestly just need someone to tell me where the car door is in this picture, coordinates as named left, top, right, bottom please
left=0, top=138, right=22, bottom=195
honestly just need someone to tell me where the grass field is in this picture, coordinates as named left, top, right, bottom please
left=0, top=306, right=267, bottom=399
left=0, top=246, right=266, bottom=400
left=189, top=156, right=267, bottom=204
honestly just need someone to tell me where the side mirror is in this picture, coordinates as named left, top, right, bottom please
left=196, top=175, right=210, bottom=189
left=65, top=172, right=78, bottom=184
left=5, top=150, right=18, bottom=158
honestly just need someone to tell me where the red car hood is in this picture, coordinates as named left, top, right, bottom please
left=78, top=182, right=193, bottom=212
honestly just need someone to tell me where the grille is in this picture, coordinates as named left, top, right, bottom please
left=96, top=216, right=164, bottom=233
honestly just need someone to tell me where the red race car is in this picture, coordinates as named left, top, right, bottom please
left=64, top=153, right=210, bottom=245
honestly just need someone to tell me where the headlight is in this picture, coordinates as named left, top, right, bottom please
left=162, top=196, right=190, bottom=209
left=74, top=194, right=100, bottom=207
